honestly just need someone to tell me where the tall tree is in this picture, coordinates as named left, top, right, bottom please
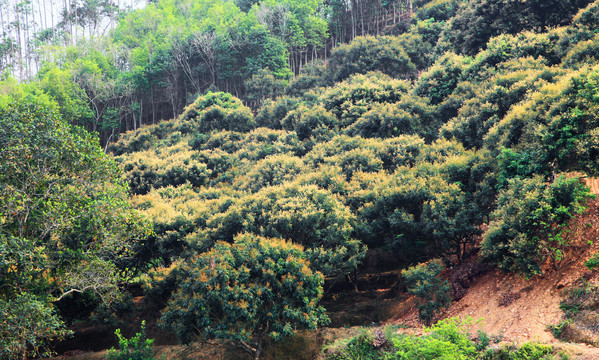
left=0, top=99, right=151, bottom=359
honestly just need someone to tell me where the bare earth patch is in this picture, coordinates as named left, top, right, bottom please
left=388, top=199, right=599, bottom=359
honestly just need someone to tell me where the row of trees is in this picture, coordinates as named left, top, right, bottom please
left=0, top=0, right=137, bottom=80
left=0, top=0, right=423, bottom=147
left=3, top=0, right=594, bottom=148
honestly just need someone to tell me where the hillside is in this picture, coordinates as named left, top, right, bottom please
left=5, top=0, right=599, bottom=359
left=52, top=199, right=599, bottom=359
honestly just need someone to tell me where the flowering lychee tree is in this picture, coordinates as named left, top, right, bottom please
left=159, top=233, right=330, bottom=360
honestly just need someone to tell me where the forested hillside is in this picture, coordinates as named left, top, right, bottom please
left=3, top=0, right=599, bottom=359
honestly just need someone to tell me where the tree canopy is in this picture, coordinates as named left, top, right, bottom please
left=0, top=100, right=151, bottom=359
left=160, top=233, right=328, bottom=360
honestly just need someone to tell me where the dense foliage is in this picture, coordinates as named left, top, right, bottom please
left=0, top=100, right=151, bottom=359
left=481, top=175, right=591, bottom=277
left=159, top=233, right=328, bottom=359
left=4, top=0, right=599, bottom=357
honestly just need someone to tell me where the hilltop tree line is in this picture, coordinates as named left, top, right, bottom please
left=3, top=0, right=599, bottom=359
left=0, top=0, right=418, bottom=146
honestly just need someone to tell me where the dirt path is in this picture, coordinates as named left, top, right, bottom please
left=584, top=177, right=599, bottom=195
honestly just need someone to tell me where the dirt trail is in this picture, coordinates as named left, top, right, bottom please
left=584, top=177, right=599, bottom=195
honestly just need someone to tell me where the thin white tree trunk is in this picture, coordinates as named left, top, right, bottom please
left=74, top=0, right=77, bottom=44
left=15, top=0, right=23, bottom=81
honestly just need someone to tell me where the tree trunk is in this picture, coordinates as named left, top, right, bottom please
left=15, top=0, right=23, bottom=81
left=40, top=0, right=46, bottom=29
left=253, top=345, right=261, bottom=360
left=238, top=340, right=262, bottom=360
left=74, top=0, right=77, bottom=44
left=65, top=0, right=71, bottom=44
left=50, top=0, right=55, bottom=43
left=347, top=271, right=359, bottom=292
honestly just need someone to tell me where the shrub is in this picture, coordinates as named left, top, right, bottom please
left=318, top=72, right=409, bottom=129
left=414, top=53, right=468, bottom=105
left=239, top=154, right=305, bottom=192
left=107, top=321, right=158, bottom=360
left=255, top=96, right=301, bottom=129
left=281, top=105, right=338, bottom=140
left=322, top=319, right=562, bottom=360
left=0, top=293, right=71, bottom=360
left=181, top=91, right=244, bottom=119
left=401, top=260, right=452, bottom=325
left=324, top=330, right=381, bottom=360
left=480, top=342, right=564, bottom=360
left=481, top=175, right=592, bottom=277
left=585, top=253, right=599, bottom=270
left=180, top=92, right=255, bottom=133
left=327, top=36, right=416, bottom=82
left=388, top=317, right=478, bottom=360
left=201, top=184, right=366, bottom=279
left=355, top=166, right=478, bottom=266
left=224, top=106, right=256, bottom=132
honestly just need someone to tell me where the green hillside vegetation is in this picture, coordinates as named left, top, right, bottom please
left=4, top=0, right=599, bottom=359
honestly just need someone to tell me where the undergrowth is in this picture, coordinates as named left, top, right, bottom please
left=550, top=277, right=599, bottom=346
left=324, top=317, right=567, bottom=360
left=107, top=321, right=162, bottom=360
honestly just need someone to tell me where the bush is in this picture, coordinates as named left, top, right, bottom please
left=345, top=94, right=437, bottom=141
left=355, top=165, right=478, bottom=266
left=224, top=106, right=256, bottom=132
left=281, top=105, right=338, bottom=140
left=239, top=154, right=305, bottom=192
left=202, top=184, right=366, bottom=279
left=481, top=175, right=592, bottom=277
left=480, top=342, right=565, bottom=360
left=0, top=293, right=71, bottom=360
left=107, top=321, right=158, bottom=360
left=159, top=234, right=329, bottom=360
left=388, top=317, right=478, bottom=360
left=402, top=260, right=452, bottom=325
left=318, top=72, right=409, bottom=129
left=322, top=319, right=563, bottom=360
left=585, top=253, right=599, bottom=270
left=346, top=103, right=416, bottom=139
left=414, top=53, right=468, bottom=105
left=327, top=36, right=416, bottom=82
left=181, top=91, right=244, bottom=119
left=255, top=96, right=301, bottom=129
left=180, top=92, right=255, bottom=133
left=324, top=330, right=382, bottom=360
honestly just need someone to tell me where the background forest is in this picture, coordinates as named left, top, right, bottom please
left=3, top=0, right=599, bottom=359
